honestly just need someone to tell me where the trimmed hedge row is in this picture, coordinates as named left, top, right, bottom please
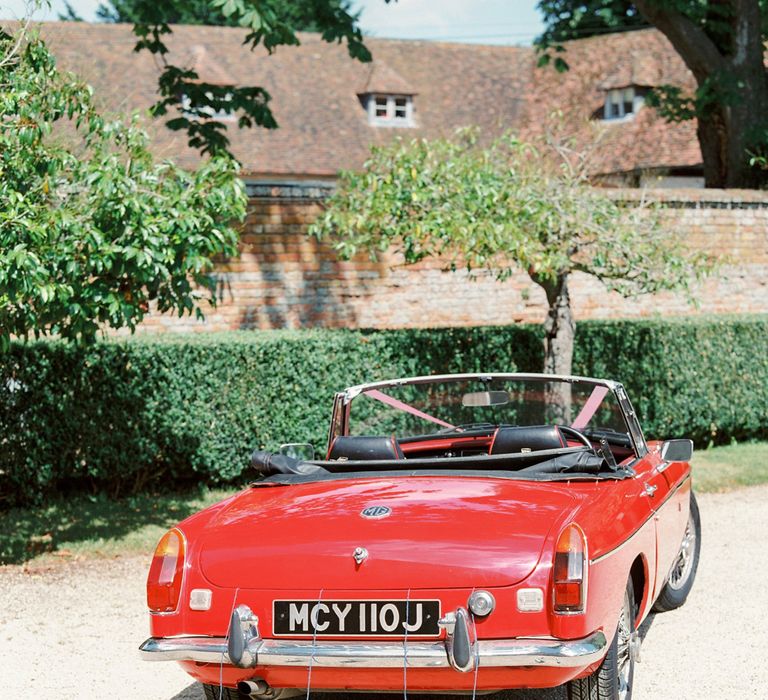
left=1, top=316, right=765, bottom=506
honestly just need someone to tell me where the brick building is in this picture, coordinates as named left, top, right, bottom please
left=38, top=22, right=768, bottom=331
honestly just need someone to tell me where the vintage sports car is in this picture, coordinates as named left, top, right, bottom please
left=140, top=373, right=701, bottom=700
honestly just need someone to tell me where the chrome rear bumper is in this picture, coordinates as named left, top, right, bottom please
left=139, top=605, right=607, bottom=673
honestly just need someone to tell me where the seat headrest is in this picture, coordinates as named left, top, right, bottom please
left=489, top=425, right=566, bottom=455
left=328, top=435, right=404, bottom=461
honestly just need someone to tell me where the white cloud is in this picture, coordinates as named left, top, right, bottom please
left=352, top=0, right=544, bottom=44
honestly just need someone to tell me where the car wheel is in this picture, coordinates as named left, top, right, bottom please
left=652, top=490, right=701, bottom=613
left=566, top=580, right=635, bottom=700
left=202, top=684, right=243, bottom=700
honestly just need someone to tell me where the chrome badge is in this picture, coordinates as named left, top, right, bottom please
left=361, top=505, right=391, bottom=519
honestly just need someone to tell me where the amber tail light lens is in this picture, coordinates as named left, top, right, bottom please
left=553, top=524, right=587, bottom=613
left=147, top=528, right=186, bottom=613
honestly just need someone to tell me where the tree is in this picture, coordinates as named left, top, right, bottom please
left=93, top=0, right=383, bottom=157
left=536, top=1, right=648, bottom=70
left=96, top=0, right=352, bottom=32
left=0, top=28, right=246, bottom=348
left=536, top=1, right=768, bottom=189
left=311, top=132, right=714, bottom=376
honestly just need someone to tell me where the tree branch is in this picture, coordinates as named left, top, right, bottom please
left=635, top=0, right=726, bottom=82
left=0, top=14, right=32, bottom=69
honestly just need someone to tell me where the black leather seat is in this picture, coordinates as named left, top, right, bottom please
left=327, top=435, right=405, bottom=461
left=489, top=425, right=566, bottom=455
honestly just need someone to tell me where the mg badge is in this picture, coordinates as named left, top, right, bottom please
left=361, top=505, right=391, bottom=519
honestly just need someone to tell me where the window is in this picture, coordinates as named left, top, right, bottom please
left=367, top=94, right=414, bottom=127
left=603, top=87, right=643, bottom=121
left=180, top=91, right=236, bottom=121
left=375, top=96, right=388, bottom=118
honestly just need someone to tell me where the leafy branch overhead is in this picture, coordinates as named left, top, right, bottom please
left=118, top=0, right=379, bottom=156
left=0, top=29, right=247, bottom=347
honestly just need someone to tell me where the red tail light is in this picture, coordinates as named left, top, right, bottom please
left=147, top=528, right=186, bottom=613
left=553, top=524, right=587, bottom=613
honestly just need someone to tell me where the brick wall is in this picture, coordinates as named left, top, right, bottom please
left=137, top=183, right=768, bottom=333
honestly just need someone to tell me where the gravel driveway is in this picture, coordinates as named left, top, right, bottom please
left=2, top=485, right=766, bottom=699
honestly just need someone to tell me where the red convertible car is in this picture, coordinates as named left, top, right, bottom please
left=140, top=373, right=700, bottom=700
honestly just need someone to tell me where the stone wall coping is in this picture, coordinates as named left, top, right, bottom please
left=606, top=187, right=768, bottom=208
left=244, top=179, right=336, bottom=201
left=243, top=178, right=768, bottom=210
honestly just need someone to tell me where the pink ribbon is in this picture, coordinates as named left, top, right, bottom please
left=571, top=386, right=609, bottom=430
left=363, top=389, right=456, bottom=430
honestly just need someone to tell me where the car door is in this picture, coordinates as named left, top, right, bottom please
left=633, top=445, right=690, bottom=599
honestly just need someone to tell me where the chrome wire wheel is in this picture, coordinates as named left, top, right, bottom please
left=616, top=591, right=633, bottom=700
left=668, top=509, right=697, bottom=590
left=566, top=580, right=636, bottom=700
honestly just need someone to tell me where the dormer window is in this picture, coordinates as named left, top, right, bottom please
left=366, top=94, right=414, bottom=127
left=603, top=87, right=647, bottom=121
left=180, top=91, right=236, bottom=121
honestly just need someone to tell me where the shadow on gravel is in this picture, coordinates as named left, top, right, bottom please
left=169, top=683, right=202, bottom=699
left=638, top=611, right=657, bottom=641
left=170, top=682, right=565, bottom=700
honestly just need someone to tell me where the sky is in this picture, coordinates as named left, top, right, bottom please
left=0, top=0, right=546, bottom=45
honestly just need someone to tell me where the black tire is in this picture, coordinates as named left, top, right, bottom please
left=653, top=490, right=701, bottom=613
left=202, top=684, right=243, bottom=700
left=567, top=580, right=635, bottom=700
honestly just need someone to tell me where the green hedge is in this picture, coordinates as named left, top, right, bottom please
left=1, top=316, right=765, bottom=506
left=573, top=316, right=768, bottom=445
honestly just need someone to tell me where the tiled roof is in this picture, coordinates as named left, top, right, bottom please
left=37, top=21, right=701, bottom=178
left=359, top=61, right=415, bottom=95
left=522, top=28, right=701, bottom=176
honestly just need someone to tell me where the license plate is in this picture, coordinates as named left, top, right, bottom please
left=272, top=599, right=441, bottom=637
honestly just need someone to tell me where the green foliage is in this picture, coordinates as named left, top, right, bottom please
left=572, top=316, right=768, bottom=444
left=0, top=326, right=537, bottom=506
left=1, top=316, right=765, bottom=507
left=536, top=0, right=648, bottom=43
left=311, top=132, right=713, bottom=296
left=0, top=30, right=246, bottom=346
left=98, top=0, right=351, bottom=32
left=151, top=66, right=277, bottom=156
left=97, top=0, right=242, bottom=24
left=111, top=0, right=375, bottom=156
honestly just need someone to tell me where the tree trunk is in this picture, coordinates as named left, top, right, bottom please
left=531, top=271, right=576, bottom=423
left=536, top=272, right=575, bottom=377
left=698, top=70, right=768, bottom=188
left=636, top=0, right=768, bottom=189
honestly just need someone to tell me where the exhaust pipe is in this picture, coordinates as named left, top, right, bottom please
left=237, top=680, right=269, bottom=697
left=237, top=680, right=302, bottom=699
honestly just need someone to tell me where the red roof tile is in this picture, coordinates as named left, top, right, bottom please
left=359, top=61, right=415, bottom=95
